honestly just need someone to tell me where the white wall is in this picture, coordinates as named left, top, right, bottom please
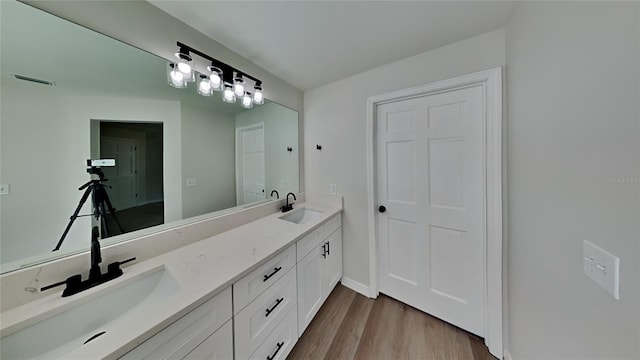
left=506, top=2, right=640, bottom=359
left=0, top=83, right=181, bottom=266
left=304, top=29, right=506, bottom=287
left=181, top=103, right=236, bottom=219
left=236, top=102, right=300, bottom=198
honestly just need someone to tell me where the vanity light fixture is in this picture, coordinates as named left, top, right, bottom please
left=197, top=74, right=213, bottom=96
left=241, top=93, right=253, bottom=109
left=167, top=63, right=187, bottom=88
left=222, top=85, right=236, bottom=103
left=167, top=42, right=264, bottom=107
left=253, top=83, right=264, bottom=105
left=233, top=75, right=245, bottom=97
left=207, top=66, right=223, bottom=91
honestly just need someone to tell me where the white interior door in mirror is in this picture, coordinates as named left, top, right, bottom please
left=101, top=137, right=138, bottom=211
left=377, top=85, right=486, bottom=337
left=236, top=123, right=266, bottom=205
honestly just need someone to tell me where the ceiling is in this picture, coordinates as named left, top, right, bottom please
left=148, top=1, right=517, bottom=91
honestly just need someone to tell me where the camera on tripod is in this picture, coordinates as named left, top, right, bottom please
left=86, top=159, right=115, bottom=178
left=53, top=159, right=124, bottom=251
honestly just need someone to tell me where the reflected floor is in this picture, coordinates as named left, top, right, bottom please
left=104, top=201, right=164, bottom=237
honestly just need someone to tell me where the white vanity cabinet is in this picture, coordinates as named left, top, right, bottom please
left=233, top=245, right=298, bottom=360
left=117, top=209, right=342, bottom=360
left=119, top=287, right=233, bottom=360
left=297, top=214, right=342, bottom=336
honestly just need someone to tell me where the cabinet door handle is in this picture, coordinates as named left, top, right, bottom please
left=263, top=266, right=282, bottom=282
left=326, top=241, right=330, bottom=255
left=322, top=243, right=327, bottom=258
left=265, top=297, right=284, bottom=317
left=266, top=341, right=284, bottom=360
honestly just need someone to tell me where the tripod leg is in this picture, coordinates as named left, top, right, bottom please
left=54, top=186, right=93, bottom=251
left=98, top=201, right=111, bottom=238
left=99, top=186, right=125, bottom=233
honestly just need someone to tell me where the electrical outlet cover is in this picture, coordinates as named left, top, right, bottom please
left=583, top=240, right=620, bottom=300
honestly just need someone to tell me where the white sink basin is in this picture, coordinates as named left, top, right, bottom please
left=279, top=207, right=323, bottom=225
left=1, top=265, right=180, bottom=359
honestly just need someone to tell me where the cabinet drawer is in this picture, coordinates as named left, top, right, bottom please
left=295, top=230, right=321, bottom=261
left=320, top=214, right=341, bottom=240
left=234, top=245, right=296, bottom=314
left=234, top=269, right=297, bottom=360
left=182, top=320, right=233, bottom=360
left=120, top=287, right=232, bottom=360
left=295, top=214, right=341, bottom=262
left=248, top=307, right=297, bottom=360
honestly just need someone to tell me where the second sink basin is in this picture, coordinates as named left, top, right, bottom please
left=0, top=265, right=180, bottom=359
left=279, top=207, right=323, bottom=225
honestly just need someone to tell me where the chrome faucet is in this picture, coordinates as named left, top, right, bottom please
left=281, top=192, right=296, bottom=213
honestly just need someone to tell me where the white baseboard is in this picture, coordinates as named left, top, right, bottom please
left=341, top=276, right=374, bottom=298
left=503, top=350, right=513, bottom=360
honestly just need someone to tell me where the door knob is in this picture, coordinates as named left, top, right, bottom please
left=378, top=205, right=386, bottom=213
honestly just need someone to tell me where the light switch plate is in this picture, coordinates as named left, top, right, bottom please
left=186, top=178, right=197, bottom=187
left=329, top=184, right=337, bottom=195
left=0, top=184, right=9, bottom=195
left=583, top=240, right=620, bottom=299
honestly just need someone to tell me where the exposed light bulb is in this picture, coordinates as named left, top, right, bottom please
left=208, top=67, right=222, bottom=91
left=171, top=69, right=184, bottom=83
left=197, top=75, right=213, bottom=96
left=167, top=63, right=187, bottom=88
left=233, top=75, right=245, bottom=97
left=253, top=87, right=264, bottom=105
left=241, top=94, right=253, bottom=109
left=222, top=86, right=236, bottom=103
left=174, top=52, right=194, bottom=82
left=177, top=62, right=191, bottom=74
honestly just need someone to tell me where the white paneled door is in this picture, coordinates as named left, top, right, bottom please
left=377, top=85, right=486, bottom=337
left=236, top=124, right=266, bottom=205
left=100, top=137, right=138, bottom=212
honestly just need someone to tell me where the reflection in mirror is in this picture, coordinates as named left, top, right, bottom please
left=0, top=0, right=299, bottom=273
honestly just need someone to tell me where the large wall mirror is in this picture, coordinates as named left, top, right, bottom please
left=0, top=0, right=299, bottom=273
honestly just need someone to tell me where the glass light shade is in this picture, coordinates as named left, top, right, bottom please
left=252, top=88, right=264, bottom=105
left=174, top=52, right=195, bottom=82
left=233, top=76, right=245, bottom=97
left=222, top=86, right=236, bottom=103
left=197, top=75, right=213, bottom=96
left=241, top=94, right=253, bottom=109
left=167, top=63, right=187, bottom=88
left=207, top=66, right=223, bottom=91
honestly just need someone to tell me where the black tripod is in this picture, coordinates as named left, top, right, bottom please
left=53, top=166, right=125, bottom=251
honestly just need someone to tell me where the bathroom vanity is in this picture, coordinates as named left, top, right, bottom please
left=0, top=201, right=342, bottom=359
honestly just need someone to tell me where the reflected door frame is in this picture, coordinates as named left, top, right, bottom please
left=235, top=123, right=266, bottom=205
left=365, top=67, right=503, bottom=359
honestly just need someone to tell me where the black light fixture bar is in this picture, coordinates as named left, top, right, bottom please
left=176, top=41, right=262, bottom=86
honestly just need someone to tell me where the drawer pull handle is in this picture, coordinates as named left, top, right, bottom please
left=322, top=243, right=327, bottom=259
left=326, top=241, right=330, bottom=255
left=265, top=297, right=284, bottom=317
left=267, top=341, right=284, bottom=360
left=263, top=266, right=283, bottom=282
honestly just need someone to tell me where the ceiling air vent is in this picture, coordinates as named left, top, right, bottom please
left=11, top=73, right=55, bottom=86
